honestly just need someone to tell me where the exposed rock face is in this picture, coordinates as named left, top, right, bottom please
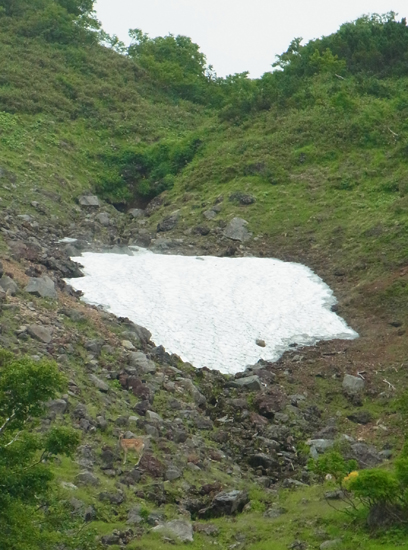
left=223, top=217, right=251, bottom=242
left=25, top=276, right=57, bottom=299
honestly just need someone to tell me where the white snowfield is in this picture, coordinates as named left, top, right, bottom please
left=67, top=249, right=358, bottom=375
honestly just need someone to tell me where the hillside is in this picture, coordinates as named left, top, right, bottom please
left=1, top=3, right=408, bottom=549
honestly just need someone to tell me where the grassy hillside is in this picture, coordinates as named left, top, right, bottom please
left=2, top=3, right=408, bottom=549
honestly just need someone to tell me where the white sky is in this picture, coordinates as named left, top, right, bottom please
left=95, top=1, right=408, bottom=78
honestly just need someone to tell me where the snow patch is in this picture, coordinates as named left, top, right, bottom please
left=66, top=249, right=358, bottom=374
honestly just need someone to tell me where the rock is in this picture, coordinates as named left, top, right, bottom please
left=146, top=410, right=162, bottom=423
left=89, top=374, right=109, bottom=392
left=230, top=375, right=261, bottom=391
left=229, top=192, right=256, bottom=205
left=256, top=339, right=266, bottom=347
left=203, top=209, right=217, bottom=220
left=193, top=523, right=219, bottom=536
left=25, top=276, right=57, bottom=299
left=264, top=507, right=287, bottom=518
left=165, top=467, right=182, bottom=481
left=349, top=443, right=382, bottom=468
left=127, top=506, right=143, bottom=524
left=138, top=453, right=165, bottom=478
left=199, top=490, right=249, bottom=518
left=122, top=339, right=135, bottom=350
left=0, top=261, right=3, bottom=278
left=99, top=491, right=125, bottom=505
left=324, top=490, right=345, bottom=500
left=95, top=212, right=111, bottom=226
left=28, top=325, right=53, bottom=344
left=133, top=400, right=150, bottom=416
left=129, top=208, right=145, bottom=219
left=193, top=225, right=210, bottom=236
left=308, top=439, right=334, bottom=455
left=223, top=217, right=251, bottom=242
left=347, top=410, right=373, bottom=424
left=128, top=351, right=156, bottom=373
left=84, top=506, right=96, bottom=522
left=45, top=399, right=68, bottom=416
left=78, top=195, right=100, bottom=207
left=0, top=275, right=18, bottom=295
left=75, top=471, right=99, bottom=486
left=248, top=453, right=279, bottom=471
left=320, top=541, right=342, bottom=549
left=342, top=374, right=365, bottom=394
left=289, top=541, right=308, bottom=550
left=153, top=520, right=193, bottom=543
left=84, top=339, right=104, bottom=355
left=157, top=211, right=179, bottom=232
left=101, top=534, right=120, bottom=546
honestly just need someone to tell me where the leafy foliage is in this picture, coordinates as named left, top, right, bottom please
left=0, top=350, right=86, bottom=550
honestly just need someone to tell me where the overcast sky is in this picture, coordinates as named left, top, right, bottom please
left=95, top=1, right=408, bottom=78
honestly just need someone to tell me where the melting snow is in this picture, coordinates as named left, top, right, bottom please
left=66, top=248, right=358, bottom=374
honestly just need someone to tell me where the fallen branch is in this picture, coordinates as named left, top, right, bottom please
left=335, top=74, right=346, bottom=80
left=383, top=379, right=396, bottom=391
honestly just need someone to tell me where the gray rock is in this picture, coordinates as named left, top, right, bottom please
left=223, top=217, right=251, bottom=242
left=84, top=505, right=96, bottom=522
left=320, top=541, right=342, bottom=549
left=230, top=375, right=261, bottom=391
left=146, top=410, right=163, bottom=423
left=129, top=208, right=145, bottom=219
left=342, top=374, right=365, bottom=394
left=101, top=534, right=120, bottom=545
left=45, top=399, right=68, bottom=415
left=308, top=439, right=334, bottom=454
left=28, top=325, right=53, bottom=344
left=201, top=490, right=249, bottom=518
left=203, top=209, right=217, bottom=220
left=165, top=467, right=182, bottom=481
left=0, top=261, right=3, bottom=278
left=128, top=351, right=156, bottom=373
left=89, top=374, right=109, bottom=392
left=75, top=471, right=100, bottom=486
left=349, top=443, right=382, bottom=467
left=98, top=491, right=125, bottom=505
left=256, top=339, right=266, bottom=347
left=153, top=520, right=193, bottom=543
left=264, top=507, right=287, bottom=518
left=95, top=212, right=111, bottom=226
left=127, top=506, right=143, bottom=524
left=347, top=410, right=373, bottom=424
left=78, top=195, right=100, bottom=207
left=25, top=276, right=57, bottom=299
left=157, top=211, right=179, bottom=232
left=0, top=275, right=18, bottom=295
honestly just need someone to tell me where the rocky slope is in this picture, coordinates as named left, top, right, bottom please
left=0, top=193, right=404, bottom=549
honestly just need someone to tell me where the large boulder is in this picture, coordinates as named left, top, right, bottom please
left=25, top=276, right=57, bottom=299
left=78, top=195, right=100, bottom=207
left=229, top=375, right=261, bottom=391
left=199, top=490, right=249, bottom=518
left=128, top=351, right=156, bottom=374
left=153, top=520, right=193, bottom=543
left=28, top=325, right=53, bottom=344
left=157, top=211, right=180, bottom=232
left=223, top=218, right=251, bottom=242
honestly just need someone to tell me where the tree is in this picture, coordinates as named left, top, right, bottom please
left=0, top=350, right=85, bottom=550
